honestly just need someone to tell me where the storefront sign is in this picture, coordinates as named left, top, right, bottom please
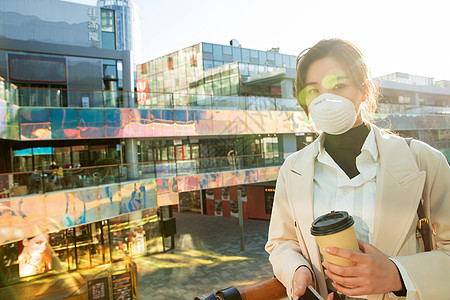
left=88, top=277, right=109, bottom=300
left=136, top=79, right=148, bottom=104
left=112, top=271, right=132, bottom=300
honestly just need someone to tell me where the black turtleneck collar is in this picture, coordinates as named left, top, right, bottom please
left=323, top=123, right=370, bottom=179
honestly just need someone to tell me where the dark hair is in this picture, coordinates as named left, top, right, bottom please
left=295, top=39, right=378, bottom=118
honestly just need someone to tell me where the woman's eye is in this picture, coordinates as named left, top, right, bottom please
left=333, top=83, right=346, bottom=89
left=307, top=89, right=318, bottom=94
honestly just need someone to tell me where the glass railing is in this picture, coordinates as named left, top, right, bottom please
left=15, top=86, right=301, bottom=111
left=0, top=152, right=291, bottom=199
left=138, top=93, right=300, bottom=111
left=377, top=103, right=450, bottom=115
left=17, top=87, right=134, bottom=108
left=0, top=76, right=19, bottom=105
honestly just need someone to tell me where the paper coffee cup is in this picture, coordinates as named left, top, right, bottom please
left=310, top=211, right=359, bottom=267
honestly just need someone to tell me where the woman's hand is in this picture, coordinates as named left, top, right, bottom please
left=322, top=240, right=403, bottom=296
left=293, top=266, right=313, bottom=298
left=293, top=266, right=334, bottom=300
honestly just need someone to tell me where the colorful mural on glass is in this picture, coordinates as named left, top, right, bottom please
left=7, top=104, right=447, bottom=142
left=0, top=166, right=279, bottom=244
left=17, top=107, right=318, bottom=141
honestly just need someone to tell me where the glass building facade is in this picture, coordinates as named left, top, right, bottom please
left=136, top=43, right=297, bottom=107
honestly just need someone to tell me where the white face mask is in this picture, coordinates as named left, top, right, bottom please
left=308, top=93, right=357, bottom=135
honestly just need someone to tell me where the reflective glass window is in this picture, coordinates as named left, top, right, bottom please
left=212, top=67, right=221, bottom=80
left=283, top=55, right=290, bottom=67
left=203, top=59, right=213, bottom=70
left=213, top=45, right=223, bottom=61
left=239, top=63, right=249, bottom=76
left=258, top=65, right=267, bottom=74
left=202, top=52, right=213, bottom=60
left=202, top=43, right=213, bottom=53
left=103, top=64, right=117, bottom=78
left=259, top=51, right=267, bottom=65
left=213, top=60, right=223, bottom=68
left=213, top=81, right=221, bottom=95
left=156, top=59, right=163, bottom=73
left=221, top=78, right=231, bottom=95
left=230, top=76, right=239, bottom=94
left=249, top=64, right=257, bottom=76
left=242, top=49, right=250, bottom=63
left=250, top=50, right=259, bottom=64
left=101, top=32, right=116, bottom=50
left=223, top=46, right=232, bottom=55
left=204, top=69, right=213, bottom=82
left=223, top=54, right=233, bottom=62
left=275, top=53, right=282, bottom=67
left=232, top=47, right=241, bottom=61
left=290, top=56, right=296, bottom=68
left=101, top=9, right=115, bottom=32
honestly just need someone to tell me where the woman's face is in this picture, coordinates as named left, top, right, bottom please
left=304, top=56, right=365, bottom=127
left=24, top=234, right=48, bottom=255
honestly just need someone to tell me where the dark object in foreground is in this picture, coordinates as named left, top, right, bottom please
left=300, top=286, right=324, bottom=300
left=194, top=277, right=288, bottom=300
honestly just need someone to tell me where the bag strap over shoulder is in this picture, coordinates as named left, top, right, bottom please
left=404, top=137, right=433, bottom=252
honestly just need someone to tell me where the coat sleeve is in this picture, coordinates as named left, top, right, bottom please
left=265, top=163, right=313, bottom=299
left=394, top=141, right=450, bottom=299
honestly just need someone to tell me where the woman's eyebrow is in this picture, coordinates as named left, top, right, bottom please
left=305, top=75, right=348, bottom=86
left=305, top=81, right=318, bottom=86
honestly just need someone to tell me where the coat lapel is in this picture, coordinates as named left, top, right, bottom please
left=288, top=139, right=328, bottom=295
left=371, top=128, right=426, bottom=256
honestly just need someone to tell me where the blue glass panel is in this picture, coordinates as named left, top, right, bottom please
left=213, top=44, right=223, bottom=61
left=33, top=147, right=53, bottom=155
left=213, top=60, right=223, bottom=68
left=20, top=108, right=51, bottom=140
left=283, top=54, right=290, bottom=67
left=275, top=53, right=282, bottom=67
left=51, top=108, right=79, bottom=139
left=259, top=51, right=267, bottom=65
left=78, top=109, right=105, bottom=138
left=290, top=56, right=296, bottom=68
left=20, top=108, right=50, bottom=123
left=223, top=45, right=232, bottom=55
left=105, top=108, right=123, bottom=137
left=102, top=31, right=116, bottom=50
left=242, top=49, right=250, bottom=63
left=174, top=109, right=191, bottom=123
left=202, top=43, right=213, bottom=53
left=203, top=59, right=213, bottom=70
left=14, top=148, right=32, bottom=156
left=139, top=109, right=152, bottom=125
left=232, top=47, right=241, bottom=61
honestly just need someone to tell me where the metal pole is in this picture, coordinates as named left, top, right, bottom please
left=237, top=189, right=244, bottom=251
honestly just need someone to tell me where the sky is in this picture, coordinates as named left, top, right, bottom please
left=72, top=0, right=450, bottom=81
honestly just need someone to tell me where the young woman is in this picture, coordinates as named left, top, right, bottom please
left=265, top=39, right=449, bottom=300
left=18, top=233, right=52, bottom=277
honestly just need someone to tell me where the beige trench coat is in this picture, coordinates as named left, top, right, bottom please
left=265, top=125, right=450, bottom=300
